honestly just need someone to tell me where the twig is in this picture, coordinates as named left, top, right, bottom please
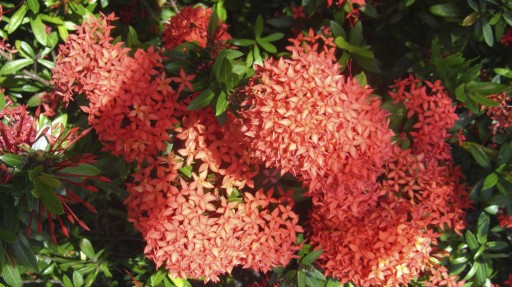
left=14, top=70, right=51, bottom=86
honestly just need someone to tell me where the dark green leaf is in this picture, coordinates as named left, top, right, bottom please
left=0, top=154, right=24, bottom=168
left=207, top=7, right=219, bottom=37
left=481, top=18, right=494, bottom=46
left=262, top=32, right=284, bottom=42
left=482, top=173, right=498, bottom=190
left=232, top=38, right=256, bottom=46
left=37, top=183, right=64, bottom=214
left=467, top=0, right=479, bottom=12
left=36, top=174, right=62, bottom=188
left=79, top=238, right=96, bottom=259
left=469, top=94, right=500, bottom=107
left=10, top=234, right=39, bottom=271
left=308, top=269, right=326, bottom=281
left=504, top=13, right=512, bottom=26
left=330, top=21, right=346, bottom=38
left=354, top=55, right=381, bottom=73
left=301, top=250, right=323, bottom=265
left=127, top=26, right=140, bottom=47
left=0, top=59, right=34, bottom=75
left=475, top=260, right=487, bottom=283
left=349, top=22, right=363, bottom=46
left=256, top=38, right=277, bottom=53
left=58, top=164, right=100, bottom=176
left=470, top=144, right=491, bottom=168
left=215, top=91, right=228, bottom=116
left=305, top=276, right=321, bottom=287
left=498, top=141, right=512, bottom=166
left=463, top=261, right=479, bottom=280
left=0, top=226, right=16, bottom=242
left=30, top=15, right=47, bottom=46
left=429, top=3, right=467, bottom=18
left=27, top=0, right=40, bottom=13
left=297, top=270, right=306, bottom=287
left=254, top=15, right=264, bottom=38
left=485, top=241, right=508, bottom=251
left=467, top=82, right=507, bottom=96
left=2, top=264, right=22, bottom=287
left=7, top=4, right=28, bottom=34
left=465, top=230, right=479, bottom=252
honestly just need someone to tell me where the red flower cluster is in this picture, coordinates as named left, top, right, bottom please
left=162, top=6, right=231, bottom=52
left=52, top=14, right=179, bottom=162
left=125, top=108, right=302, bottom=282
left=239, top=31, right=393, bottom=196
left=0, top=97, right=36, bottom=154
left=483, top=92, right=512, bottom=134
left=501, top=27, right=512, bottom=47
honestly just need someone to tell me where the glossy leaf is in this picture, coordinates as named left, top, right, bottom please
left=482, top=173, right=498, bottom=190
left=10, top=234, right=39, bottom=271
left=254, top=15, right=264, bottom=38
left=27, top=0, right=40, bottom=13
left=37, top=183, right=64, bottom=214
left=301, top=249, right=323, bottom=265
left=465, top=230, right=479, bottom=252
left=0, top=59, right=34, bottom=75
left=481, top=18, right=494, bottom=46
left=79, top=238, right=96, bottom=259
left=430, top=3, right=467, bottom=18
left=7, top=4, right=28, bottom=34
left=298, top=270, right=306, bottom=287
left=215, top=91, right=228, bottom=116
left=0, top=153, right=24, bottom=168
left=58, top=164, right=100, bottom=176
left=30, top=15, right=47, bottom=46
left=470, top=144, right=491, bottom=168
left=187, top=88, right=215, bottom=111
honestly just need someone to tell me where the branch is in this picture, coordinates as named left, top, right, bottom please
left=14, top=70, right=51, bottom=86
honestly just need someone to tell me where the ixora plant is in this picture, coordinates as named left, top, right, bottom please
left=1, top=0, right=512, bottom=286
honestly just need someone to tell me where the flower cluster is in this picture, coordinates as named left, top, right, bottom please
left=239, top=31, right=393, bottom=196
left=125, top=108, right=302, bottom=282
left=483, top=92, right=512, bottom=134
left=309, top=76, right=468, bottom=286
left=162, top=6, right=231, bottom=52
left=0, top=97, right=37, bottom=154
left=52, top=14, right=179, bottom=162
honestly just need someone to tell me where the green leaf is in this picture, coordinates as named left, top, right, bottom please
left=207, top=7, right=219, bottom=37
left=467, top=82, right=507, bottom=96
left=2, top=265, right=21, bottom=287
left=262, top=32, right=284, bottom=42
left=485, top=241, right=508, bottom=251
left=335, top=36, right=350, bottom=50
left=63, top=275, right=73, bottom=287
left=39, top=14, right=64, bottom=25
left=30, top=15, right=47, bottom=46
left=127, top=26, right=140, bottom=47
left=349, top=22, right=363, bottom=46
left=73, top=270, right=84, bottom=287
left=430, top=3, right=467, bottom=18
left=297, top=270, right=306, bottom=287
left=330, top=21, right=346, bottom=38
left=0, top=227, right=16, bottom=243
left=306, top=276, right=321, bottom=287
left=477, top=212, right=489, bottom=244
left=470, top=144, right=491, bottom=168
left=465, top=230, right=480, bottom=252
left=58, top=164, right=100, bottom=176
left=27, top=0, right=40, bottom=13
left=10, top=234, right=39, bottom=272
left=232, top=38, right=256, bottom=46
left=151, top=270, right=167, bottom=286
left=37, top=183, right=64, bottom=214
left=301, top=250, right=323, bottom=265
left=254, top=15, right=264, bottom=38
left=79, top=238, right=96, bottom=259
left=463, top=261, right=479, bottom=280
left=36, top=174, right=61, bottom=189
left=469, top=93, right=499, bottom=107
left=482, top=173, right=498, bottom=189
left=481, top=18, right=494, bottom=46
left=7, top=4, right=28, bottom=34
left=474, top=260, right=487, bottom=283
left=0, top=59, right=34, bottom=75
left=15, top=40, right=35, bottom=58
left=0, top=94, right=5, bottom=112
left=213, top=55, right=233, bottom=83
left=57, top=25, right=69, bottom=40
left=215, top=91, right=228, bottom=116
left=256, top=38, right=277, bottom=53
left=0, top=154, right=24, bottom=168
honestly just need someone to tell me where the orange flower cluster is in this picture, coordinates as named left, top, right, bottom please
left=239, top=30, right=393, bottom=196
left=125, top=108, right=302, bottom=282
left=483, top=92, right=512, bottom=134
left=309, top=76, right=468, bottom=286
left=162, top=6, right=231, bottom=51
left=52, top=14, right=179, bottom=162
